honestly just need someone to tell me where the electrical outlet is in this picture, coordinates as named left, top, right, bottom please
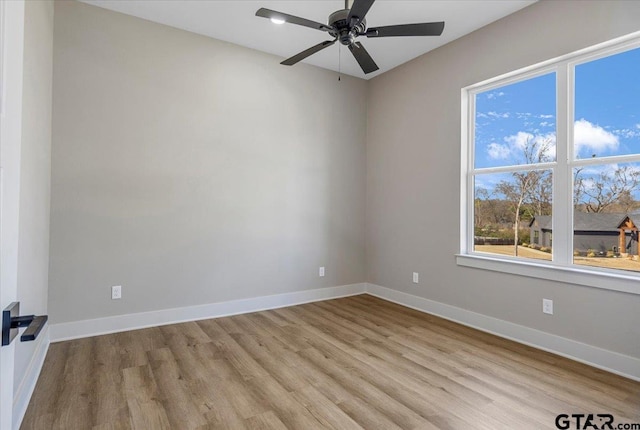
left=111, top=285, right=122, bottom=300
left=542, top=298, right=553, bottom=315
left=412, top=272, right=419, bottom=284
left=319, top=267, right=325, bottom=277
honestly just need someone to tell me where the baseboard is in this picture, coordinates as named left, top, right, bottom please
left=48, top=281, right=639, bottom=380
left=13, top=325, right=50, bottom=430
left=365, top=283, right=640, bottom=382
left=50, top=283, right=367, bottom=342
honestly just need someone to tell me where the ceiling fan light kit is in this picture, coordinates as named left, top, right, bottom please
left=256, top=0, right=445, bottom=75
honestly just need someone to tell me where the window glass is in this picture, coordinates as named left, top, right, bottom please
left=475, top=73, right=556, bottom=169
left=573, top=161, right=640, bottom=272
left=574, top=47, right=640, bottom=159
left=474, top=170, right=552, bottom=261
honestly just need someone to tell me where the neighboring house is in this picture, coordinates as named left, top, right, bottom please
left=529, top=214, right=553, bottom=248
left=529, top=213, right=639, bottom=255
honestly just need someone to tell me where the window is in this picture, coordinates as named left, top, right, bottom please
left=471, top=72, right=555, bottom=262
left=572, top=47, right=640, bottom=272
left=459, top=32, right=640, bottom=295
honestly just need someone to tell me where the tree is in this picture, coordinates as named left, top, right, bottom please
left=613, top=190, right=640, bottom=213
left=495, top=172, right=540, bottom=255
left=495, top=136, right=553, bottom=256
left=573, top=167, right=585, bottom=209
left=575, top=165, right=640, bottom=213
left=474, top=187, right=490, bottom=230
left=530, top=170, right=553, bottom=218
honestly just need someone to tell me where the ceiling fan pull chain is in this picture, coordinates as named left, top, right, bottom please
left=338, top=44, right=342, bottom=81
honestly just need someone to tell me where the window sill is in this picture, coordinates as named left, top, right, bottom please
left=455, top=253, right=640, bottom=296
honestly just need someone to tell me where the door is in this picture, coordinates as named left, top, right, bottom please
left=0, top=1, right=26, bottom=429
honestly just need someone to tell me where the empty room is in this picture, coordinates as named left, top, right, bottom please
left=1, top=0, right=639, bottom=429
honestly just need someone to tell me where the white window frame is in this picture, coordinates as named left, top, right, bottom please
left=458, top=31, right=640, bottom=296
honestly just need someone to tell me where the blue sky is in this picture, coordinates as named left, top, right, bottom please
left=474, top=46, right=640, bottom=171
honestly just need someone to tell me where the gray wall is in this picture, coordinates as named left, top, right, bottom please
left=49, top=1, right=366, bottom=324
left=366, top=0, right=640, bottom=359
left=15, top=0, right=53, bottom=394
left=50, top=0, right=640, bottom=361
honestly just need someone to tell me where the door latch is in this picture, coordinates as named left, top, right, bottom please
left=2, top=302, right=48, bottom=346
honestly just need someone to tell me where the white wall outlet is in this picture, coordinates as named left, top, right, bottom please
left=542, top=298, right=553, bottom=315
left=111, top=285, right=122, bottom=300
left=319, top=267, right=325, bottom=277
left=412, top=272, right=419, bottom=284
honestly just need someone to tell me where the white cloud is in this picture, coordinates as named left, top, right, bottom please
left=487, top=111, right=510, bottom=119
left=487, top=142, right=511, bottom=159
left=515, top=112, right=555, bottom=120
left=574, top=119, right=618, bottom=154
left=579, top=163, right=640, bottom=177
left=486, top=91, right=505, bottom=100
left=486, top=131, right=556, bottom=161
left=504, top=131, right=534, bottom=150
left=613, top=128, right=640, bottom=139
left=579, top=164, right=617, bottom=176
left=539, top=121, right=553, bottom=127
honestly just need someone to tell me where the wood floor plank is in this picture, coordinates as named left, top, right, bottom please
left=92, top=422, right=132, bottom=430
left=298, top=332, right=499, bottom=430
left=188, top=378, right=248, bottom=430
left=116, top=328, right=165, bottom=369
left=121, top=365, right=171, bottom=430
left=313, top=300, right=396, bottom=338
left=282, top=305, right=510, bottom=425
left=22, top=295, right=640, bottom=429
left=244, top=411, right=288, bottom=430
left=147, top=347, right=208, bottom=429
left=230, top=333, right=309, bottom=392
left=92, top=334, right=131, bottom=429
left=336, top=398, right=404, bottom=430
left=19, top=342, right=69, bottom=429
left=50, top=338, right=95, bottom=430
left=291, top=385, right=365, bottom=430
left=190, top=346, right=271, bottom=420
left=243, top=374, right=327, bottom=429
left=244, top=312, right=310, bottom=352
left=256, top=309, right=290, bottom=327
left=297, top=346, right=439, bottom=429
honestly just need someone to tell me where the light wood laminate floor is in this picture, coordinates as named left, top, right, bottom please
left=22, top=295, right=640, bottom=429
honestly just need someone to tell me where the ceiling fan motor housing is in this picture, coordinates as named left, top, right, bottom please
left=329, top=9, right=366, bottom=45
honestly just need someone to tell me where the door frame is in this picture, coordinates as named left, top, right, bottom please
left=0, top=1, right=26, bottom=428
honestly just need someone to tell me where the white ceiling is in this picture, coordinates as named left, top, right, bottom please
left=81, top=0, right=535, bottom=80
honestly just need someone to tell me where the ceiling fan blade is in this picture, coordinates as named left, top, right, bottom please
left=366, top=22, right=445, bottom=37
left=348, top=42, right=379, bottom=74
left=256, top=8, right=333, bottom=32
left=347, top=0, right=376, bottom=24
left=281, top=40, right=337, bottom=66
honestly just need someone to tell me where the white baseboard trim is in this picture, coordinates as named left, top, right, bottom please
left=50, top=283, right=367, bottom=342
left=13, top=325, right=50, bottom=430
left=365, top=283, right=640, bottom=381
left=47, top=281, right=639, bottom=381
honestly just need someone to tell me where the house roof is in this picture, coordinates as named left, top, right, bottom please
left=530, top=215, right=552, bottom=230
left=529, top=213, right=636, bottom=232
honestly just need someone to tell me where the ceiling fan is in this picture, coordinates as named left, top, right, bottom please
left=255, top=0, right=445, bottom=74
